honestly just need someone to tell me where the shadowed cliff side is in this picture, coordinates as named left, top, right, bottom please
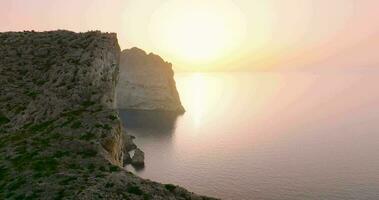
left=116, top=47, right=185, bottom=113
left=0, top=31, right=216, bottom=200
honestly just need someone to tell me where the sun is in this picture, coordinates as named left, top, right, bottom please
left=149, top=0, right=246, bottom=71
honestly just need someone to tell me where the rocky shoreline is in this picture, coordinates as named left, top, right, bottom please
left=0, top=31, right=217, bottom=199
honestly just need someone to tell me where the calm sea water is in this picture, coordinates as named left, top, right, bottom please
left=119, top=71, right=379, bottom=200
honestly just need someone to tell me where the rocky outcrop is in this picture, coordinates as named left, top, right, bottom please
left=131, top=148, right=145, bottom=167
left=116, top=47, right=185, bottom=113
left=0, top=31, right=216, bottom=199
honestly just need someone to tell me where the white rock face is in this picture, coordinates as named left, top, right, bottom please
left=116, top=47, right=185, bottom=112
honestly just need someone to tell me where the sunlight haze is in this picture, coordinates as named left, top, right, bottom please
left=1, top=0, right=379, bottom=71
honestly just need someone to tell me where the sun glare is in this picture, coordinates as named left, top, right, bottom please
left=149, top=0, right=247, bottom=70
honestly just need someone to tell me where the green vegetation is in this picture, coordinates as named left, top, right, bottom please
left=7, top=177, right=26, bottom=191
left=59, top=176, right=77, bottom=186
left=79, top=132, right=96, bottom=141
left=53, top=150, right=70, bottom=158
left=14, top=105, right=26, bottom=114
left=108, top=115, right=117, bottom=121
left=10, top=150, right=39, bottom=171
left=29, top=119, right=56, bottom=133
left=109, top=165, right=119, bottom=172
left=68, top=163, right=82, bottom=170
left=164, top=184, right=177, bottom=192
left=0, top=115, right=10, bottom=125
left=81, top=101, right=96, bottom=107
left=143, top=194, right=153, bottom=200
left=105, top=182, right=114, bottom=188
left=87, top=163, right=95, bottom=173
left=127, top=185, right=143, bottom=196
left=32, top=157, right=59, bottom=176
left=55, top=189, right=65, bottom=200
left=95, top=123, right=112, bottom=130
left=62, top=108, right=86, bottom=118
left=0, top=166, right=9, bottom=181
left=71, top=121, right=82, bottom=129
left=79, top=149, right=97, bottom=158
left=36, top=80, right=47, bottom=86
left=26, top=91, right=39, bottom=99
left=99, top=166, right=106, bottom=172
left=59, top=116, right=75, bottom=127
left=103, top=124, right=112, bottom=130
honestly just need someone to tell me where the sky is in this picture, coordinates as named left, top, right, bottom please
left=1, top=0, right=379, bottom=71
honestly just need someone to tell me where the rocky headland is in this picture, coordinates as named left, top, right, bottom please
left=116, top=47, right=185, bottom=113
left=0, top=31, right=215, bottom=199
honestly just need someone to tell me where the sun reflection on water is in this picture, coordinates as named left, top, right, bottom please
left=176, top=73, right=231, bottom=130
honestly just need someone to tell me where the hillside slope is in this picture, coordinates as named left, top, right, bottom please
left=0, top=31, right=215, bottom=200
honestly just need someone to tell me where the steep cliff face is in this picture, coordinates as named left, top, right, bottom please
left=116, top=47, right=185, bottom=113
left=0, top=31, right=215, bottom=200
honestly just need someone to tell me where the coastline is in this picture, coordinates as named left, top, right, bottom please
left=0, top=30, right=217, bottom=199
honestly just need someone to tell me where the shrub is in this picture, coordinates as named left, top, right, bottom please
left=105, top=182, right=114, bottom=188
left=79, top=132, right=95, bottom=141
left=59, top=176, right=77, bottom=186
left=81, top=101, right=95, bottom=107
left=127, top=185, right=143, bottom=196
left=26, top=91, right=38, bottom=99
left=0, top=115, right=10, bottom=125
left=29, top=120, right=56, bottom=133
left=71, top=121, right=82, bottom=129
left=79, top=149, right=97, bottom=158
left=53, top=151, right=70, bottom=158
left=109, top=165, right=119, bottom=172
left=164, top=184, right=176, bottom=192
left=108, top=115, right=117, bottom=121
left=32, top=157, right=59, bottom=175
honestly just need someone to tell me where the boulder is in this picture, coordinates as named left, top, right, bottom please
left=123, top=151, right=132, bottom=165
left=131, top=148, right=145, bottom=166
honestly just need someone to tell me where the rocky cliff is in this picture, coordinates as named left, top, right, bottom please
left=0, top=31, right=215, bottom=200
left=116, top=47, right=185, bottom=113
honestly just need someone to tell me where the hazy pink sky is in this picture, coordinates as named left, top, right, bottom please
left=1, top=0, right=378, bottom=71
